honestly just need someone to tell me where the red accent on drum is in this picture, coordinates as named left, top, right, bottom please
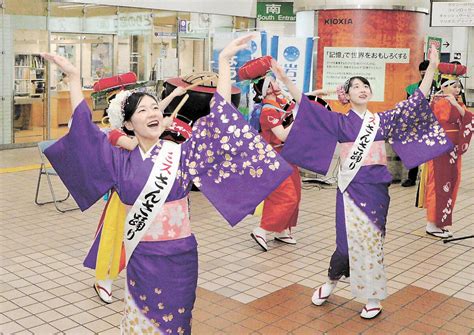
left=238, top=56, right=273, bottom=80
left=93, top=72, right=137, bottom=92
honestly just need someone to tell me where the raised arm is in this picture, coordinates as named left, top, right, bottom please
left=41, top=53, right=122, bottom=210
left=271, top=59, right=303, bottom=104
left=158, top=86, right=186, bottom=112
left=116, top=135, right=139, bottom=151
left=418, top=45, right=439, bottom=98
left=217, top=34, right=256, bottom=102
left=444, top=94, right=466, bottom=117
left=41, top=53, right=83, bottom=111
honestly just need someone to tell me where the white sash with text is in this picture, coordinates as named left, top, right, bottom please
left=338, top=111, right=380, bottom=193
left=124, top=141, right=181, bottom=264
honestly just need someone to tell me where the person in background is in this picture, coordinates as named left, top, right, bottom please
left=417, top=62, right=473, bottom=238
left=401, top=60, right=438, bottom=187
left=57, top=73, right=70, bottom=91
left=241, top=57, right=300, bottom=252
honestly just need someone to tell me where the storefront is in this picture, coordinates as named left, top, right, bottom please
left=0, top=0, right=255, bottom=147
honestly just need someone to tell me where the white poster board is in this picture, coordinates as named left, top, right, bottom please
left=431, top=2, right=474, bottom=27
left=322, top=47, right=410, bottom=102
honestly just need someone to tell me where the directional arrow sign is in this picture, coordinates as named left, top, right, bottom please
left=441, top=40, right=451, bottom=53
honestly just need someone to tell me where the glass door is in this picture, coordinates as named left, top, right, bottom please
left=13, top=49, right=48, bottom=143
left=49, top=33, right=114, bottom=139
left=5, top=0, right=49, bottom=144
left=178, top=38, right=206, bottom=76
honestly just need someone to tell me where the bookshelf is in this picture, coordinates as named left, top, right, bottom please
left=14, top=54, right=45, bottom=97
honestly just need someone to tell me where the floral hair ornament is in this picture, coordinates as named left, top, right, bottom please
left=336, top=83, right=350, bottom=105
left=107, top=90, right=133, bottom=130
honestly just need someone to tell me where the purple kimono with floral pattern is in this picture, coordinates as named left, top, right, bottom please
left=45, top=93, right=292, bottom=334
left=282, top=89, right=452, bottom=300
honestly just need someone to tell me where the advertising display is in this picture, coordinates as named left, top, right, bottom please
left=271, top=35, right=314, bottom=93
left=316, top=10, right=426, bottom=111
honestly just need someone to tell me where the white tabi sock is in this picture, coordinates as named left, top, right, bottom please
left=366, top=298, right=381, bottom=309
left=426, top=222, right=443, bottom=233
left=253, top=227, right=268, bottom=240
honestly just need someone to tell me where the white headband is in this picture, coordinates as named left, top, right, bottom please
left=440, top=79, right=458, bottom=88
left=261, top=75, right=272, bottom=98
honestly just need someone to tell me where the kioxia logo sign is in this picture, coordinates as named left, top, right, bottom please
left=324, top=18, right=353, bottom=25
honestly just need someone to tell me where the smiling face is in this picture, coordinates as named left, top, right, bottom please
left=124, top=95, right=163, bottom=149
left=345, top=78, right=373, bottom=107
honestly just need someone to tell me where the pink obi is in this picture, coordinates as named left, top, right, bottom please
left=126, top=197, right=191, bottom=242
left=339, top=140, right=387, bottom=166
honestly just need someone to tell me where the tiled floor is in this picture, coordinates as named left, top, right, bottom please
left=0, top=145, right=473, bottom=334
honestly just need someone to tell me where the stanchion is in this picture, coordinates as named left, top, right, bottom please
left=443, top=235, right=473, bottom=244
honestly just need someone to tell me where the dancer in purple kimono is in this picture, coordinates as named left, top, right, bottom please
left=41, top=34, right=292, bottom=334
left=272, top=47, right=452, bottom=319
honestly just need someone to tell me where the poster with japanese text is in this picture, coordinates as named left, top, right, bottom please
left=316, top=10, right=426, bottom=112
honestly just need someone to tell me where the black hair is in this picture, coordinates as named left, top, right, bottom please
left=418, top=60, right=430, bottom=71
left=122, top=92, right=158, bottom=135
left=253, top=78, right=265, bottom=103
left=344, top=76, right=372, bottom=93
left=439, top=77, right=456, bottom=87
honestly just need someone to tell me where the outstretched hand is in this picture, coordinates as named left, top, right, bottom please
left=443, top=93, right=460, bottom=106
left=270, top=59, right=288, bottom=84
left=219, top=33, right=257, bottom=61
left=270, top=59, right=303, bottom=104
left=171, top=86, right=186, bottom=97
left=41, top=53, right=83, bottom=109
left=427, top=45, right=440, bottom=69
left=41, top=53, right=80, bottom=78
left=159, top=116, right=174, bottom=132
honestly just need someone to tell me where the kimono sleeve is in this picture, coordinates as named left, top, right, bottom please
left=281, top=94, right=339, bottom=175
left=260, top=107, right=283, bottom=130
left=44, top=100, right=120, bottom=211
left=184, top=93, right=293, bottom=226
left=431, top=98, right=451, bottom=123
left=459, top=108, right=474, bottom=155
left=380, top=88, right=453, bottom=169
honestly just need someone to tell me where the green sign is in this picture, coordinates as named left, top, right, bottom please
left=426, top=36, right=442, bottom=59
left=257, top=2, right=296, bottom=22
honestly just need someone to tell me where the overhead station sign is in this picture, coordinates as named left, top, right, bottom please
left=257, top=2, right=296, bottom=22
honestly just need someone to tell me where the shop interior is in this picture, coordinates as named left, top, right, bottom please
left=4, top=0, right=249, bottom=145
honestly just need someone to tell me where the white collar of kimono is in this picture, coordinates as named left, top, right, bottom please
left=338, top=111, right=380, bottom=193
left=139, top=141, right=162, bottom=161
left=352, top=109, right=368, bottom=119
left=124, top=140, right=181, bottom=265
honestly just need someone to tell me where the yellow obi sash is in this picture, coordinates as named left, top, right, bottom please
left=95, top=195, right=190, bottom=280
